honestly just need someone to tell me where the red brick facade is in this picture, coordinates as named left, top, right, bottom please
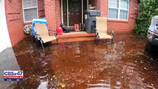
left=44, top=0, right=139, bottom=33
left=38, top=0, right=45, bottom=18
left=44, top=0, right=61, bottom=35
left=5, top=0, right=139, bottom=46
left=107, top=0, right=139, bottom=33
left=5, top=0, right=24, bottom=46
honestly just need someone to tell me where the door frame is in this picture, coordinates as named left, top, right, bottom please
left=61, top=0, right=89, bottom=26
left=0, top=0, right=12, bottom=52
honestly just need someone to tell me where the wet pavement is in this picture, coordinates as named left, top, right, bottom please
left=1, top=34, right=158, bottom=89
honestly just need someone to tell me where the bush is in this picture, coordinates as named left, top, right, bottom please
left=135, top=0, right=158, bottom=38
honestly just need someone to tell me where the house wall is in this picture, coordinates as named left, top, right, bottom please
left=38, top=0, right=45, bottom=18
left=5, top=0, right=24, bottom=46
left=4, top=0, right=139, bottom=46
left=44, top=0, right=61, bottom=35
left=44, top=0, right=56, bottom=34
left=45, top=0, right=139, bottom=33
left=103, top=0, right=139, bottom=33
left=5, top=0, right=46, bottom=46
left=55, top=0, right=62, bottom=28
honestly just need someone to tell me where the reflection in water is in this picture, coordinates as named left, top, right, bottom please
left=2, top=34, right=158, bottom=89
left=104, top=41, right=125, bottom=61
left=37, top=75, right=48, bottom=89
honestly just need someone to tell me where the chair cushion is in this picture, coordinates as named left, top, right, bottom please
left=98, top=33, right=113, bottom=39
left=40, top=35, right=56, bottom=43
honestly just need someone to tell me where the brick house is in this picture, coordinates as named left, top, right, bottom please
left=4, top=0, right=139, bottom=46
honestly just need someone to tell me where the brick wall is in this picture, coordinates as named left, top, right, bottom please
left=100, top=0, right=139, bottom=33
left=5, top=0, right=24, bottom=46
left=5, top=0, right=139, bottom=46
left=55, top=0, right=61, bottom=28
left=45, top=0, right=139, bottom=33
left=38, top=0, right=45, bottom=18
left=44, top=0, right=61, bottom=33
left=44, top=0, right=57, bottom=34
left=100, top=0, right=108, bottom=17
left=5, top=0, right=46, bottom=46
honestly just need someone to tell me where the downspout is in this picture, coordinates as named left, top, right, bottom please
left=61, top=0, right=63, bottom=24
left=81, top=0, right=83, bottom=25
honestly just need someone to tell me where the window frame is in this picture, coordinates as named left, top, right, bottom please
left=22, top=0, right=39, bottom=23
left=108, top=0, right=130, bottom=21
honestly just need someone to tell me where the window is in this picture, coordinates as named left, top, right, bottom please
left=108, top=0, right=129, bottom=20
left=23, top=0, right=38, bottom=22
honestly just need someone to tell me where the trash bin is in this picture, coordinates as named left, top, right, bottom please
left=85, top=10, right=100, bottom=33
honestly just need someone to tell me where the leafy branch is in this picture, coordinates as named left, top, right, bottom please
left=135, top=0, right=158, bottom=38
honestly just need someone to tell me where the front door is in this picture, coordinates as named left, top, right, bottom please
left=62, top=0, right=82, bottom=26
left=68, top=0, right=81, bottom=26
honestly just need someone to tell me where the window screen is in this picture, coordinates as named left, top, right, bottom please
left=108, top=0, right=129, bottom=20
left=23, top=0, right=38, bottom=22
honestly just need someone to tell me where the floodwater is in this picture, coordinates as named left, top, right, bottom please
left=1, top=34, right=158, bottom=89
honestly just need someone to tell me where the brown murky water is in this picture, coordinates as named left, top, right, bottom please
left=6, top=34, right=158, bottom=89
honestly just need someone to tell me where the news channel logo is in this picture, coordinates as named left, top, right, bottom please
left=1, top=70, right=24, bottom=82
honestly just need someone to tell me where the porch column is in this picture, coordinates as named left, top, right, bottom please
left=99, top=0, right=108, bottom=17
left=44, top=0, right=56, bottom=34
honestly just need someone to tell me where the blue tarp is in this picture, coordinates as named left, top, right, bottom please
left=32, top=18, right=48, bottom=36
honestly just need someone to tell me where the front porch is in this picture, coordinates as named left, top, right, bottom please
left=24, top=0, right=109, bottom=44
left=43, top=0, right=104, bottom=43
left=54, top=32, right=96, bottom=43
left=44, top=0, right=106, bottom=32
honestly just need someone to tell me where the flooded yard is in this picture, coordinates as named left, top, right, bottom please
left=1, top=34, right=158, bottom=89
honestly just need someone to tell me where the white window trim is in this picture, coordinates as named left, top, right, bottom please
left=108, top=0, right=130, bottom=21
left=23, top=6, right=38, bottom=10
left=22, top=0, right=39, bottom=23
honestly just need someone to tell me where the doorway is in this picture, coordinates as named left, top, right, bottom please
left=61, top=0, right=88, bottom=26
left=68, top=0, right=81, bottom=26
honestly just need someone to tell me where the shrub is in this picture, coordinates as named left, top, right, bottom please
left=135, top=0, right=158, bottom=38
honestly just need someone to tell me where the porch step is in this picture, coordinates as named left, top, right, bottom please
left=53, top=32, right=96, bottom=43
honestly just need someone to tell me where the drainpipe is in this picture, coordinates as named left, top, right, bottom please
left=66, top=0, right=69, bottom=26
left=81, top=0, right=83, bottom=25
left=61, top=0, right=63, bottom=24
left=87, top=0, right=89, bottom=10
